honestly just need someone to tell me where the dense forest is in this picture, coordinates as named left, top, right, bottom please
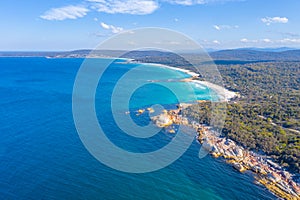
left=219, top=62, right=300, bottom=131
left=217, top=62, right=299, bottom=173
left=134, top=53, right=300, bottom=173
left=188, top=62, right=300, bottom=173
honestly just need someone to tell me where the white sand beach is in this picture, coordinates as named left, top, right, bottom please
left=150, top=63, right=238, bottom=101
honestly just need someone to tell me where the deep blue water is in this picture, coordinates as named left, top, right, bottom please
left=0, top=57, right=277, bottom=199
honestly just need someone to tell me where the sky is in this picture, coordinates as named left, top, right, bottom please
left=1, top=0, right=300, bottom=51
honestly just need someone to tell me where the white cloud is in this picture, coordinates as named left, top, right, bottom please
left=262, top=38, right=272, bottom=43
left=201, top=39, right=224, bottom=47
left=100, top=22, right=110, bottom=29
left=100, top=22, right=124, bottom=33
left=40, top=5, right=89, bottom=20
left=40, top=0, right=243, bottom=20
left=174, top=18, right=179, bottom=22
left=261, top=17, right=288, bottom=25
left=213, top=25, right=221, bottom=30
left=240, top=38, right=259, bottom=43
left=279, top=38, right=300, bottom=44
left=213, top=24, right=238, bottom=30
left=163, top=0, right=204, bottom=5
left=240, top=38, right=300, bottom=45
left=88, top=0, right=158, bottom=15
left=163, top=0, right=240, bottom=5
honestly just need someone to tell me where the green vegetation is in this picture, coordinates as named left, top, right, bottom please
left=183, top=61, right=300, bottom=173
left=183, top=101, right=300, bottom=173
left=218, top=62, right=300, bottom=132
left=135, top=52, right=300, bottom=173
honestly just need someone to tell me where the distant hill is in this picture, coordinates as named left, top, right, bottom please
left=210, top=49, right=300, bottom=61
left=235, top=47, right=298, bottom=52
left=126, top=49, right=300, bottom=62
left=1, top=48, right=300, bottom=61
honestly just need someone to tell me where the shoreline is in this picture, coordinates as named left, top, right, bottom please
left=141, top=62, right=239, bottom=102
left=132, top=62, right=299, bottom=199
left=147, top=106, right=300, bottom=200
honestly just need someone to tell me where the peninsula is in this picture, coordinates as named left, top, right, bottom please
left=134, top=60, right=300, bottom=199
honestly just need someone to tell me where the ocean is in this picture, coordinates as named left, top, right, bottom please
left=0, top=57, right=276, bottom=199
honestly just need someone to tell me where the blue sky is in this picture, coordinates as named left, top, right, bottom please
left=1, top=0, right=300, bottom=50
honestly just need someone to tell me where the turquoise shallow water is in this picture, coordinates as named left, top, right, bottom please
left=0, top=57, right=276, bottom=199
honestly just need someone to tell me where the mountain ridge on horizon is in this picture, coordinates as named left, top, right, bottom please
left=1, top=47, right=299, bottom=53
left=1, top=48, right=300, bottom=61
